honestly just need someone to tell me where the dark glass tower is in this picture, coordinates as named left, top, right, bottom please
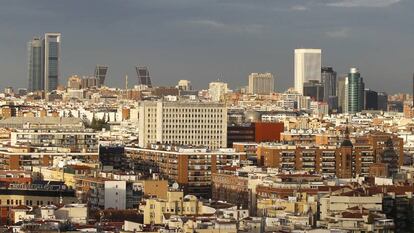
left=43, top=33, right=61, bottom=92
left=28, top=37, right=43, bottom=92
left=136, top=66, right=152, bottom=87
left=321, top=67, right=337, bottom=102
left=94, top=65, right=108, bottom=87
left=364, top=88, right=378, bottom=110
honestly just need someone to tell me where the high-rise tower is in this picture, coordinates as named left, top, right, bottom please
left=294, top=49, right=322, bottom=94
left=27, top=37, right=43, bottom=92
left=94, top=65, right=108, bottom=87
left=136, top=66, right=152, bottom=87
left=248, top=72, right=275, bottom=95
left=321, top=67, right=337, bottom=101
left=43, top=33, right=61, bottom=92
left=345, top=68, right=365, bottom=114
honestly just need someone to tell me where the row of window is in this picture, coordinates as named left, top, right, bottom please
left=1, top=199, right=54, bottom=206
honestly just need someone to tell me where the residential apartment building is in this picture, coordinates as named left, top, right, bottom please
left=11, top=128, right=98, bottom=152
left=139, top=190, right=210, bottom=225
left=125, top=144, right=246, bottom=198
left=256, top=132, right=403, bottom=178
left=209, top=81, right=228, bottom=102
left=0, top=146, right=99, bottom=171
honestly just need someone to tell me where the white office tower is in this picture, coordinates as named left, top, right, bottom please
left=248, top=72, right=275, bottom=95
left=294, top=49, right=322, bottom=94
left=137, top=101, right=227, bottom=149
left=209, top=81, right=228, bottom=102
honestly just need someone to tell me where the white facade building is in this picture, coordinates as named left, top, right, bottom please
left=137, top=100, right=227, bottom=149
left=208, top=81, right=228, bottom=102
left=294, top=49, right=322, bottom=94
left=177, top=80, right=192, bottom=91
left=104, top=181, right=127, bottom=210
left=248, top=73, right=274, bottom=95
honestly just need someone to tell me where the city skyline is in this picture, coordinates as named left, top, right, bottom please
left=0, top=0, right=414, bottom=93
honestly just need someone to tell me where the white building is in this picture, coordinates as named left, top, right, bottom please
left=294, top=49, right=322, bottom=94
left=209, top=81, right=228, bottom=102
left=137, top=100, right=227, bottom=149
left=104, top=181, right=127, bottom=210
left=248, top=73, right=274, bottom=95
left=177, top=80, right=192, bottom=91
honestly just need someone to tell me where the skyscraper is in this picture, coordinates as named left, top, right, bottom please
left=337, top=75, right=347, bottom=113
left=27, top=37, right=43, bottom=92
left=294, top=49, right=322, bottom=94
left=321, top=67, right=337, bottom=101
left=94, top=65, right=108, bottom=87
left=248, top=72, right=274, bottom=95
left=136, top=66, right=152, bottom=87
left=345, top=68, right=365, bottom=114
left=43, top=33, right=61, bottom=92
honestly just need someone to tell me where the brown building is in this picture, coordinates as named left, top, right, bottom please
left=125, top=145, right=246, bottom=198
left=0, top=146, right=98, bottom=171
left=227, top=122, right=284, bottom=147
left=257, top=132, right=403, bottom=178
left=211, top=166, right=249, bottom=209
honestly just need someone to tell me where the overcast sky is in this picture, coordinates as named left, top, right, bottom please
left=0, top=0, right=413, bottom=93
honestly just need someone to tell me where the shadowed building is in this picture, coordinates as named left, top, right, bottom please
left=136, top=66, right=152, bottom=87
left=94, top=65, right=108, bottom=87
left=27, top=37, right=43, bottom=92
left=43, top=33, right=61, bottom=92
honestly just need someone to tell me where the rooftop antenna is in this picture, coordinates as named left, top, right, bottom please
left=218, top=73, right=223, bottom=82
left=125, top=74, right=128, bottom=91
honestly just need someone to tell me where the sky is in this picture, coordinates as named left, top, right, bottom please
left=0, top=0, right=413, bottom=93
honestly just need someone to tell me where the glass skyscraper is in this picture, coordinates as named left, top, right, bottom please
left=28, top=33, right=61, bottom=92
left=94, top=65, right=108, bottom=87
left=43, top=33, right=61, bottom=92
left=136, top=66, right=152, bottom=87
left=321, top=67, right=337, bottom=102
left=27, top=37, right=43, bottom=92
left=345, top=68, right=365, bottom=114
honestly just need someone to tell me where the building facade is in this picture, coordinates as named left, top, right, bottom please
left=94, top=65, right=108, bottom=87
left=209, top=81, right=228, bottom=102
left=137, top=101, right=227, bottom=149
left=43, top=33, right=61, bottom=92
left=136, top=66, right=152, bottom=87
left=345, top=68, right=365, bottom=114
left=294, top=49, right=322, bottom=94
left=248, top=73, right=274, bottom=95
left=321, top=67, right=336, bottom=100
left=125, top=145, right=246, bottom=198
left=27, top=37, right=43, bottom=92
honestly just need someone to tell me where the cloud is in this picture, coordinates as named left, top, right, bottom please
left=182, top=19, right=264, bottom=34
left=326, top=0, right=401, bottom=7
left=326, top=28, right=351, bottom=38
left=290, top=5, right=308, bottom=11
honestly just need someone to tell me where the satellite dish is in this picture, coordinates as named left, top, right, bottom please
left=172, top=182, right=179, bottom=190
